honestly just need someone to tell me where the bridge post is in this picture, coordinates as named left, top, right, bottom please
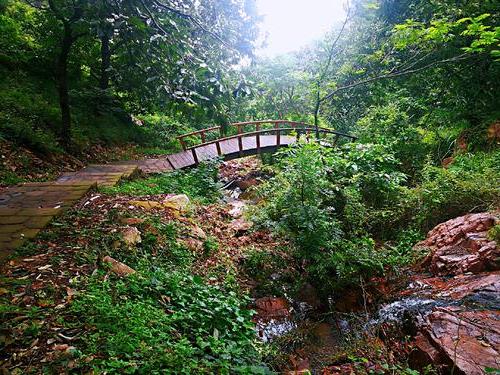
left=237, top=124, right=243, bottom=156
left=238, top=135, right=243, bottom=156
left=191, top=148, right=199, bottom=165
left=256, top=123, right=261, bottom=154
left=179, top=137, right=187, bottom=151
left=200, top=130, right=206, bottom=144
left=275, top=122, right=280, bottom=146
left=215, top=141, right=222, bottom=156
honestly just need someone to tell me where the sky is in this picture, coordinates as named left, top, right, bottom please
left=255, top=0, right=347, bottom=57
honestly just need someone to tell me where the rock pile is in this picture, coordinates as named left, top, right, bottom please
left=405, top=212, right=499, bottom=374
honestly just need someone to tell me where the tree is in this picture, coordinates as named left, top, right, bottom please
left=44, top=0, right=90, bottom=147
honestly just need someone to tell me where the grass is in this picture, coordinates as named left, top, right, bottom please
left=102, top=159, right=222, bottom=204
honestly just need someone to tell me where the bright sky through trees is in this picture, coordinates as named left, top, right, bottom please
left=256, top=0, right=346, bottom=56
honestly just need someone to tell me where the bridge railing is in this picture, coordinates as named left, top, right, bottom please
left=178, top=121, right=356, bottom=165
left=177, top=120, right=355, bottom=151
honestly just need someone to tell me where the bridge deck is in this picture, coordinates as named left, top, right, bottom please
left=167, top=135, right=295, bottom=169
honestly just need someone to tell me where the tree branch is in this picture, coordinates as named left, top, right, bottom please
left=319, top=2, right=351, bottom=81
left=320, top=53, right=471, bottom=103
left=151, top=0, right=236, bottom=52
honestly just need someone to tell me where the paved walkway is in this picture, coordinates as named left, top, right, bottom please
left=0, top=160, right=171, bottom=261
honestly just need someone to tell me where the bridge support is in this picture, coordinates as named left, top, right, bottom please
left=191, top=148, right=199, bottom=165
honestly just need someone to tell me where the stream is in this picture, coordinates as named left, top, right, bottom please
left=219, top=160, right=358, bottom=372
left=217, top=157, right=500, bottom=374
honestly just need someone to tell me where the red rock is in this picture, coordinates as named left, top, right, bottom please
left=413, top=307, right=500, bottom=375
left=235, top=178, right=260, bottom=191
left=417, top=213, right=499, bottom=276
left=182, top=238, right=203, bottom=252
left=407, top=271, right=500, bottom=301
left=255, top=297, right=290, bottom=319
left=119, top=217, right=145, bottom=225
left=411, top=333, right=443, bottom=367
left=487, top=121, right=500, bottom=141
left=287, top=356, right=310, bottom=375
left=229, top=218, right=253, bottom=234
left=121, top=226, right=141, bottom=246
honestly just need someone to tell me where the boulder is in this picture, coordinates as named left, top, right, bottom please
left=228, top=201, right=246, bottom=218
left=417, top=212, right=499, bottom=276
left=400, top=213, right=500, bottom=374
left=162, top=194, right=190, bottom=212
left=229, top=218, right=253, bottom=234
left=410, top=307, right=500, bottom=375
left=255, top=297, right=290, bottom=319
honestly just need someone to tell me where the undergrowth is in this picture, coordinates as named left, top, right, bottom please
left=67, top=211, right=267, bottom=374
left=102, top=160, right=222, bottom=204
left=255, top=141, right=500, bottom=296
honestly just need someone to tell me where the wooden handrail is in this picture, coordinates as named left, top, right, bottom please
left=177, top=120, right=343, bottom=150
left=184, top=127, right=356, bottom=150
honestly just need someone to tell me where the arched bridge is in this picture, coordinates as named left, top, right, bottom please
left=164, top=120, right=356, bottom=170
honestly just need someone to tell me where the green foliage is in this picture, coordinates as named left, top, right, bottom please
left=54, top=208, right=267, bottom=373
left=137, top=114, right=194, bottom=152
left=103, top=160, right=222, bottom=204
left=392, top=13, right=500, bottom=58
left=255, top=141, right=403, bottom=292
left=488, top=225, right=500, bottom=243
left=356, top=101, right=432, bottom=181
left=71, top=268, right=263, bottom=373
left=256, top=141, right=499, bottom=294
left=371, top=150, right=500, bottom=235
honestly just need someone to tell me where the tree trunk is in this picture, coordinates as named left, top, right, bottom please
left=99, top=32, right=111, bottom=90
left=313, top=86, right=321, bottom=140
left=57, top=23, right=74, bottom=148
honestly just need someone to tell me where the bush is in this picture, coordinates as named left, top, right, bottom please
left=255, top=141, right=402, bottom=293
left=356, top=102, right=433, bottom=181
left=256, top=142, right=499, bottom=295
left=138, top=114, right=194, bottom=152
left=369, top=150, right=500, bottom=235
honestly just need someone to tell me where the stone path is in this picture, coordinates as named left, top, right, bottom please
left=0, top=161, right=172, bottom=261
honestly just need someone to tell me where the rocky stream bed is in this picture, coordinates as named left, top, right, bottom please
left=221, top=157, right=499, bottom=375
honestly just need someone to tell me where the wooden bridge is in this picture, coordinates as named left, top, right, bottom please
left=165, top=120, right=356, bottom=169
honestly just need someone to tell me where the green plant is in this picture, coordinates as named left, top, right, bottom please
left=71, top=268, right=264, bottom=373
left=203, top=236, right=219, bottom=257
left=103, top=159, right=222, bottom=203
left=488, top=224, right=500, bottom=243
left=255, top=142, right=403, bottom=293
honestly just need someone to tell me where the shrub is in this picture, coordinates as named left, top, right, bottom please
left=369, top=150, right=500, bottom=235
left=255, top=141, right=402, bottom=293
left=256, top=142, right=499, bottom=295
